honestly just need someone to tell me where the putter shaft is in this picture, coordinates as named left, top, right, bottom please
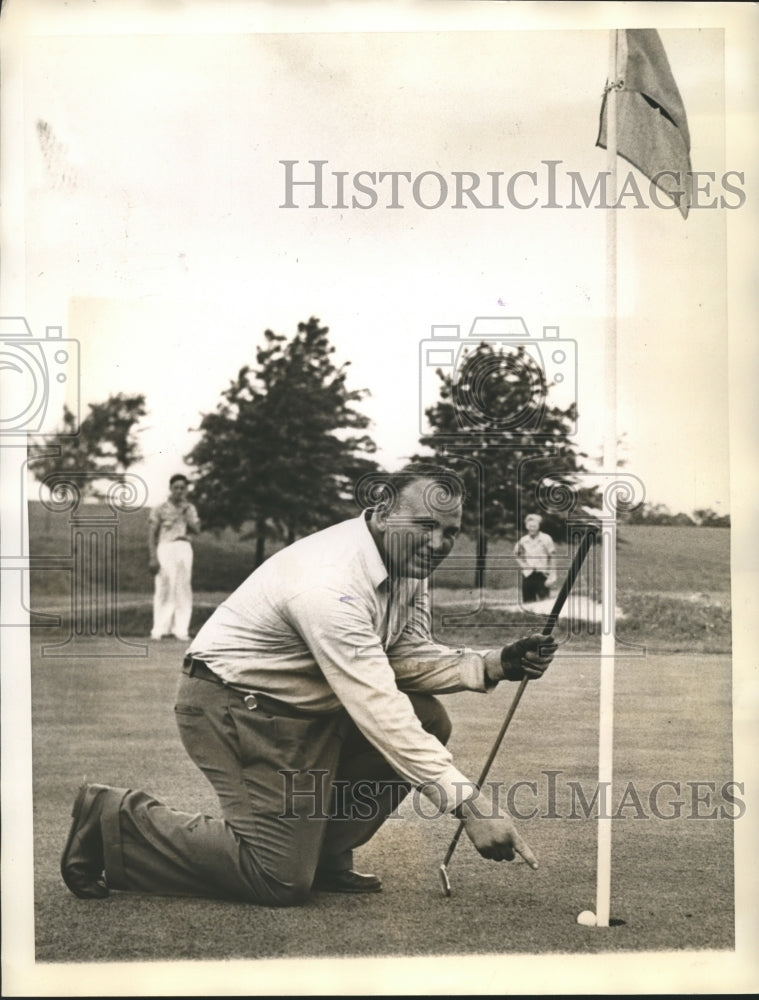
left=439, top=527, right=597, bottom=895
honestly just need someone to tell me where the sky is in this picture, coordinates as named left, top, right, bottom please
left=3, top=5, right=746, bottom=522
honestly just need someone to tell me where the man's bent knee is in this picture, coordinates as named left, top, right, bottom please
left=238, top=871, right=312, bottom=907
left=239, top=846, right=315, bottom=907
left=408, top=694, right=452, bottom=746
left=264, top=878, right=311, bottom=907
left=428, top=699, right=452, bottom=746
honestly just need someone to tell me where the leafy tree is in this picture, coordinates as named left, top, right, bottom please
left=186, top=317, right=379, bottom=565
left=693, top=508, right=730, bottom=528
left=30, top=393, right=147, bottom=497
left=624, top=501, right=676, bottom=525
left=414, top=342, right=599, bottom=572
left=622, top=502, right=732, bottom=527
left=671, top=511, right=699, bottom=527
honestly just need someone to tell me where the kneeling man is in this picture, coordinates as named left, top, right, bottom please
left=62, top=465, right=556, bottom=906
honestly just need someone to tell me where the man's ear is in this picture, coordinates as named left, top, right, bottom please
left=372, top=501, right=390, bottom=530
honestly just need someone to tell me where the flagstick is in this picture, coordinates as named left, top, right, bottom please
left=596, top=27, right=619, bottom=930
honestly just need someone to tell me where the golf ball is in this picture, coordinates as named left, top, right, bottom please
left=576, top=910, right=597, bottom=926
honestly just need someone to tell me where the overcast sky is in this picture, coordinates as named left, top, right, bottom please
left=5, top=4, right=745, bottom=517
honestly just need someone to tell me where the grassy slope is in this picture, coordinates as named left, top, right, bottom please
left=28, top=503, right=732, bottom=653
left=28, top=503, right=732, bottom=598
left=615, top=524, right=731, bottom=595
left=28, top=501, right=265, bottom=598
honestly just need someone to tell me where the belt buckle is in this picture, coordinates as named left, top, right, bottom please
left=243, top=693, right=259, bottom=711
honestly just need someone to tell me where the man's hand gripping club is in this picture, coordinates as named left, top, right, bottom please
left=498, top=633, right=558, bottom=683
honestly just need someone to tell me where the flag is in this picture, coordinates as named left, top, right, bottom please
left=597, top=29, right=692, bottom=218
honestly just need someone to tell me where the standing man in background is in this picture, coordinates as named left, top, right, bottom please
left=514, top=513, right=556, bottom=604
left=149, top=473, right=200, bottom=642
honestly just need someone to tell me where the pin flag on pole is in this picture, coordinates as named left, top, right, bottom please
left=590, top=29, right=691, bottom=928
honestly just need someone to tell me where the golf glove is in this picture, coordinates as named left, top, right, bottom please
left=500, top=634, right=557, bottom=681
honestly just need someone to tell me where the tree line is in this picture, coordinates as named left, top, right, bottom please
left=30, top=317, right=729, bottom=568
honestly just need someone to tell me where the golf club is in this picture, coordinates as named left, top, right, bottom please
left=439, top=525, right=599, bottom=897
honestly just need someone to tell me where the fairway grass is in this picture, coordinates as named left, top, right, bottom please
left=31, top=642, right=735, bottom=963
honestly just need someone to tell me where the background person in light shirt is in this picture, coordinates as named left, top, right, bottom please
left=62, top=464, right=556, bottom=906
left=148, top=473, right=201, bottom=642
left=514, top=513, right=556, bottom=604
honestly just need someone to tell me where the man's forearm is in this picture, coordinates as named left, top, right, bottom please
left=185, top=506, right=201, bottom=534
left=148, top=525, right=160, bottom=559
left=483, top=649, right=506, bottom=685
left=390, top=644, right=501, bottom=694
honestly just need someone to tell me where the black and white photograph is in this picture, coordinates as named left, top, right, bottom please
left=1, top=1, right=757, bottom=995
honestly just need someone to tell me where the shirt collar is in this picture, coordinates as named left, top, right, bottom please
left=356, top=511, right=389, bottom=589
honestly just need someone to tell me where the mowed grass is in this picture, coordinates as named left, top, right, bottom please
left=32, top=642, right=735, bottom=963
left=27, top=505, right=736, bottom=966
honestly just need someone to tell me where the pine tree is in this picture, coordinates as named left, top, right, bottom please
left=186, top=318, right=378, bottom=565
left=415, top=342, right=598, bottom=575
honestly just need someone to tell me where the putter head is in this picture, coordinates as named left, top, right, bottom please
left=439, top=863, right=451, bottom=897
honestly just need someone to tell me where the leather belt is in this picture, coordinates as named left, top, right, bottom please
left=182, top=656, right=320, bottom=719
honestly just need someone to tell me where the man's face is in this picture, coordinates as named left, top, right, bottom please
left=525, top=518, right=540, bottom=537
left=379, top=478, right=462, bottom=579
left=170, top=480, right=188, bottom=504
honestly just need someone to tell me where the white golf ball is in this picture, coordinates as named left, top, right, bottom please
left=576, top=910, right=597, bottom=926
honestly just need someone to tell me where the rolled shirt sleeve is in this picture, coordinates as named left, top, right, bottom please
left=388, top=586, right=498, bottom=694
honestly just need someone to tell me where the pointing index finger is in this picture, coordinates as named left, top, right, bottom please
left=512, top=833, right=539, bottom=870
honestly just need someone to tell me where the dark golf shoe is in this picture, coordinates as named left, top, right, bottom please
left=312, top=869, right=382, bottom=894
left=61, top=783, right=111, bottom=899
